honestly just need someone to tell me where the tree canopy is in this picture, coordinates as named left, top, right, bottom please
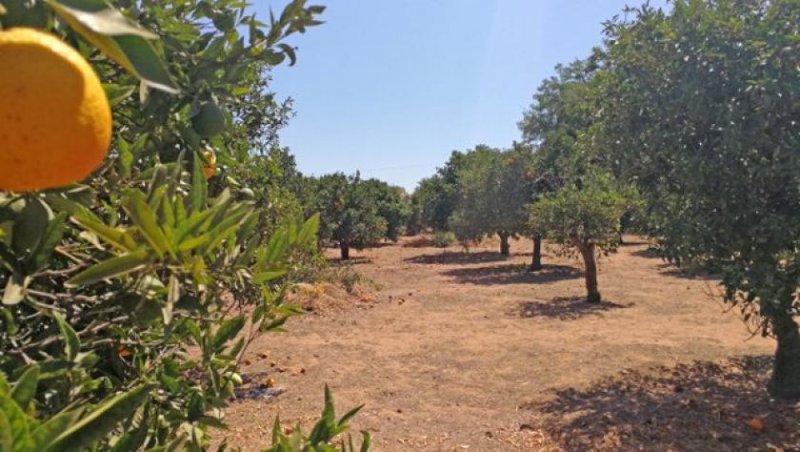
left=309, top=173, right=390, bottom=260
left=450, top=145, right=537, bottom=256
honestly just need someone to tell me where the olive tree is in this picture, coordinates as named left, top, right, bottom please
left=530, top=172, right=635, bottom=303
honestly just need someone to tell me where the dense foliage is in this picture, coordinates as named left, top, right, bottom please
left=450, top=145, right=538, bottom=259
left=0, top=0, right=370, bottom=449
left=411, top=151, right=468, bottom=232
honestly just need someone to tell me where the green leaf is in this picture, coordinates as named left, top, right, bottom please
left=12, top=197, right=50, bottom=258
left=103, top=83, right=136, bottom=107
left=251, top=270, right=287, bottom=284
left=0, top=391, right=31, bottom=450
left=211, top=316, right=246, bottom=351
left=43, top=193, right=99, bottom=221
left=117, top=138, right=134, bottom=179
left=177, top=234, right=211, bottom=252
left=65, top=249, right=152, bottom=287
left=337, top=404, right=363, bottom=428
left=10, top=365, right=39, bottom=408
left=0, top=410, right=12, bottom=452
left=29, top=212, right=67, bottom=272
left=298, top=213, right=320, bottom=246
left=122, top=191, right=172, bottom=258
left=48, top=0, right=179, bottom=93
left=359, top=431, right=371, bottom=452
left=53, top=313, right=80, bottom=362
left=74, top=215, right=137, bottom=252
left=30, top=409, right=82, bottom=450
left=47, top=384, right=150, bottom=451
left=48, top=0, right=157, bottom=37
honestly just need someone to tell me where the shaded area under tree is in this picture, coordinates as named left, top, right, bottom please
left=442, top=263, right=581, bottom=286
left=514, top=296, right=631, bottom=320
left=524, top=356, right=800, bottom=450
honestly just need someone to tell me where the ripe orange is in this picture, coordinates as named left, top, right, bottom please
left=202, top=147, right=217, bottom=179
left=0, top=28, right=112, bottom=192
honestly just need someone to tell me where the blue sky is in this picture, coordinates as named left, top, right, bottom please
left=258, top=0, right=658, bottom=191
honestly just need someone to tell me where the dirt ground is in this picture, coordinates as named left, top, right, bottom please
left=221, top=236, right=799, bottom=451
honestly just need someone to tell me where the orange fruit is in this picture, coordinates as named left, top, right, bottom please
left=747, top=417, right=765, bottom=432
left=0, top=28, right=112, bottom=192
left=201, top=147, right=217, bottom=179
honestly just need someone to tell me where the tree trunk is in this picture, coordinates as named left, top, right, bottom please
left=499, top=232, right=510, bottom=256
left=577, top=241, right=601, bottom=303
left=769, top=311, right=800, bottom=399
left=339, top=242, right=350, bottom=260
left=529, top=234, right=543, bottom=271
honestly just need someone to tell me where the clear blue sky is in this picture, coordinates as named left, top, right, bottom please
left=257, top=0, right=659, bottom=192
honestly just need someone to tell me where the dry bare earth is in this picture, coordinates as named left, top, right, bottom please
left=221, top=236, right=799, bottom=451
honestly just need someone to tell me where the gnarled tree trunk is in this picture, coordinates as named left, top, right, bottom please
left=529, top=234, right=542, bottom=271
left=499, top=232, right=510, bottom=256
left=339, top=242, right=350, bottom=260
left=769, top=311, right=800, bottom=399
left=576, top=240, right=601, bottom=303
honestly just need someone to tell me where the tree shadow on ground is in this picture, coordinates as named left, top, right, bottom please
left=404, top=251, right=510, bottom=265
left=442, top=263, right=581, bottom=285
left=513, top=297, right=632, bottom=320
left=619, top=239, right=651, bottom=247
left=655, top=263, right=719, bottom=281
left=522, top=356, right=800, bottom=450
left=630, top=247, right=663, bottom=259
left=326, top=256, right=373, bottom=265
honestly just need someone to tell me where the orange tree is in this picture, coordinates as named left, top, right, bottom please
left=0, top=0, right=368, bottom=449
left=594, top=0, right=800, bottom=399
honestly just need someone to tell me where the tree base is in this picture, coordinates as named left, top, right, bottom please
left=528, top=264, right=543, bottom=272
left=586, top=292, right=602, bottom=304
left=768, top=320, right=800, bottom=400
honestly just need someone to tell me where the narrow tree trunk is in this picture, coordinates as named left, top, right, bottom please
left=577, top=241, right=601, bottom=303
left=499, top=232, right=510, bottom=256
left=340, top=242, right=350, bottom=260
left=769, top=311, right=800, bottom=399
left=529, top=234, right=543, bottom=271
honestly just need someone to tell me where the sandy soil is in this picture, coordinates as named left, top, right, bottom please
left=221, top=236, right=799, bottom=451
